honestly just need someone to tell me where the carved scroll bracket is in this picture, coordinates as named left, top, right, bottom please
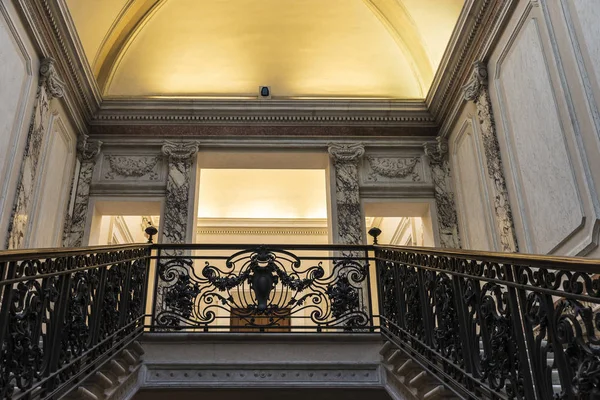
left=162, top=140, right=199, bottom=163
left=77, top=134, right=103, bottom=163
left=328, top=142, right=365, bottom=163
left=39, top=58, right=65, bottom=100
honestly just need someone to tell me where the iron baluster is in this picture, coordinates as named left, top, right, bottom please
left=89, top=266, right=108, bottom=349
left=46, top=260, right=73, bottom=395
left=0, top=261, right=17, bottom=399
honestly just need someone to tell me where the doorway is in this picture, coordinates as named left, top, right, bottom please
left=86, top=199, right=162, bottom=245
left=363, top=201, right=437, bottom=246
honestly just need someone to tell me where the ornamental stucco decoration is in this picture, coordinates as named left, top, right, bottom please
left=327, top=142, right=365, bottom=163
left=39, top=58, right=65, bottom=99
left=104, top=156, right=160, bottom=180
left=462, top=61, right=488, bottom=102
left=423, top=137, right=460, bottom=248
left=366, top=156, right=421, bottom=182
left=463, top=61, right=518, bottom=252
left=77, top=134, right=103, bottom=162
left=6, top=58, right=66, bottom=249
left=161, top=140, right=199, bottom=162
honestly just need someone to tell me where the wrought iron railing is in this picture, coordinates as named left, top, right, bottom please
left=374, top=245, right=600, bottom=400
left=149, top=244, right=375, bottom=332
left=2, top=241, right=600, bottom=400
left=0, top=244, right=152, bottom=400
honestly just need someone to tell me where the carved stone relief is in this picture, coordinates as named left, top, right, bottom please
left=424, top=138, right=461, bottom=249
left=161, top=140, right=199, bottom=246
left=63, top=135, right=103, bottom=247
left=328, top=143, right=365, bottom=246
left=102, top=155, right=161, bottom=181
left=463, top=61, right=518, bottom=252
left=363, top=156, right=422, bottom=183
left=6, top=58, right=65, bottom=249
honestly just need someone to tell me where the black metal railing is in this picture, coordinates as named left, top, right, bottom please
left=149, top=244, right=375, bottom=332
left=374, top=245, right=600, bottom=400
left=0, top=244, right=152, bottom=400
left=2, top=242, right=600, bottom=400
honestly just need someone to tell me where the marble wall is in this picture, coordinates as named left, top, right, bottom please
left=28, top=106, right=77, bottom=248
left=0, top=1, right=38, bottom=249
left=485, top=0, right=600, bottom=256
left=448, top=106, right=497, bottom=251
left=4, top=58, right=69, bottom=249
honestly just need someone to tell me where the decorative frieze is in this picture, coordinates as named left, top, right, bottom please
left=6, top=58, right=65, bottom=249
left=463, top=61, right=518, bottom=252
left=161, top=140, right=198, bottom=246
left=364, top=156, right=422, bottom=183
left=63, top=135, right=103, bottom=247
left=328, top=143, right=365, bottom=245
left=424, top=138, right=460, bottom=249
left=102, top=155, right=161, bottom=181
left=144, top=366, right=380, bottom=386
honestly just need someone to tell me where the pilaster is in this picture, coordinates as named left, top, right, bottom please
left=161, top=140, right=199, bottom=246
left=63, top=134, right=103, bottom=247
left=328, top=143, right=365, bottom=245
left=463, top=61, right=518, bottom=252
left=6, top=58, right=65, bottom=249
left=424, top=138, right=460, bottom=248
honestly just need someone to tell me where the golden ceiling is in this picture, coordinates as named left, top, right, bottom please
left=66, top=0, right=464, bottom=99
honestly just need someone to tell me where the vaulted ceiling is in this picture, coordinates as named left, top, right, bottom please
left=66, top=0, right=464, bottom=100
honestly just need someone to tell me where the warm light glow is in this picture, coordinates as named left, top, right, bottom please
left=197, top=169, right=328, bottom=219
left=65, top=0, right=464, bottom=99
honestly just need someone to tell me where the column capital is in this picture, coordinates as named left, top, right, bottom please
left=462, top=61, right=489, bottom=102
left=39, top=58, right=65, bottom=100
left=77, top=134, right=103, bottom=162
left=327, top=142, right=365, bottom=162
left=423, top=137, right=449, bottom=166
left=162, top=140, right=199, bottom=162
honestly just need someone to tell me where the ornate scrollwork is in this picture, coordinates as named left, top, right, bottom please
left=402, top=266, right=423, bottom=338
left=39, top=58, right=65, bottom=99
left=0, top=247, right=150, bottom=400
left=327, top=142, right=365, bottom=163
left=155, top=247, right=370, bottom=330
left=366, top=156, right=421, bottom=182
left=104, top=156, right=160, bottom=180
left=432, top=273, right=463, bottom=366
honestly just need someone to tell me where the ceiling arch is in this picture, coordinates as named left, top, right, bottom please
left=66, top=0, right=464, bottom=99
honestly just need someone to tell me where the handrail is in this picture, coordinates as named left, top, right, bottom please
left=374, top=245, right=600, bottom=400
left=0, top=244, right=152, bottom=400
left=0, top=243, right=153, bottom=262
left=375, top=243, right=600, bottom=268
left=2, top=242, right=600, bottom=400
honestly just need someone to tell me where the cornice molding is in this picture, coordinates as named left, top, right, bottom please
left=427, top=0, right=518, bottom=136
left=14, top=0, right=101, bottom=135
left=196, top=217, right=328, bottom=236
left=91, top=99, right=436, bottom=127
left=16, top=0, right=515, bottom=139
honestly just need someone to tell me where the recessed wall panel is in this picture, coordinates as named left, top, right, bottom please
left=451, top=118, right=494, bottom=251
left=499, top=18, right=583, bottom=254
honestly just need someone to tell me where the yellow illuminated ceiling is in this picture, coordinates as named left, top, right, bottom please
left=66, top=0, right=464, bottom=99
